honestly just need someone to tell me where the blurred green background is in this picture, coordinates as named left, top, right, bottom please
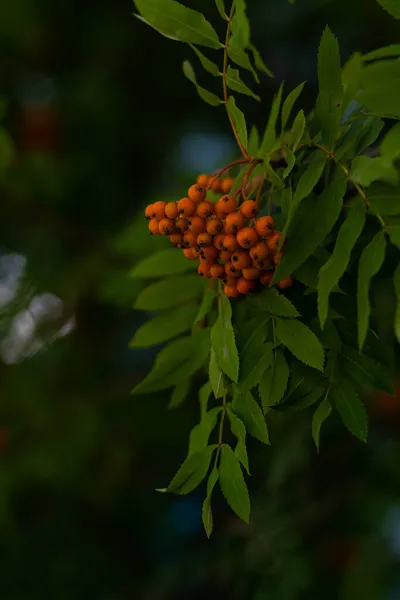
left=0, top=0, right=400, bottom=598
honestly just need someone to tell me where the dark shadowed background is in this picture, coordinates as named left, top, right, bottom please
left=0, top=0, right=400, bottom=598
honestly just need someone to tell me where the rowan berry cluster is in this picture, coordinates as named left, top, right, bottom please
left=145, top=173, right=293, bottom=298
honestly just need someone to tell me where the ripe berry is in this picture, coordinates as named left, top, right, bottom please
left=159, top=218, right=175, bottom=235
left=183, top=248, right=197, bottom=260
left=220, top=177, right=234, bottom=194
left=178, top=197, right=197, bottom=217
left=222, top=234, right=240, bottom=253
left=225, top=263, right=242, bottom=278
left=188, top=184, right=206, bottom=203
left=237, top=227, right=259, bottom=249
left=198, top=263, right=212, bottom=278
left=218, top=194, right=238, bottom=214
left=231, top=250, right=251, bottom=269
left=219, top=250, right=233, bottom=263
left=237, top=277, right=256, bottom=294
left=183, top=231, right=198, bottom=248
left=197, top=201, right=215, bottom=219
left=250, top=242, right=270, bottom=261
left=213, top=233, right=226, bottom=251
left=206, top=217, right=224, bottom=236
left=223, top=276, right=239, bottom=287
left=151, top=201, right=167, bottom=220
left=278, top=276, right=294, bottom=289
left=145, top=204, right=154, bottom=219
left=215, top=204, right=226, bottom=220
left=175, top=217, right=189, bottom=233
left=197, top=232, right=213, bottom=247
left=267, top=232, right=282, bottom=251
left=224, top=284, right=241, bottom=298
left=225, top=212, right=245, bottom=234
left=255, top=216, right=275, bottom=238
left=261, top=271, right=273, bottom=286
left=149, top=218, right=161, bottom=235
left=211, top=177, right=221, bottom=193
left=165, top=202, right=179, bottom=219
left=240, top=200, right=258, bottom=219
left=242, top=266, right=261, bottom=281
left=197, top=174, right=210, bottom=187
left=188, top=216, right=206, bottom=234
left=210, top=264, right=225, bottom=279
left=169, top=233, right=183, bottom=247
left=253, top=257, right=272, bottom=270
left=199, top=246, right=218, bottom=264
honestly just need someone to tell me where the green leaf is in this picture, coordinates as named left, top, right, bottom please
left=248, top=125, right=260, bottom=156
left=259, top=350, right=289, bottom=410
left=312, top=395, right=332, bottom=451
left=351, top=156, right=398, bottom=187
left=131, top=248, right=197, bottom=278
left=130, top=303, right=198, bottom=348
left=215, top=0, right=228, bottom=20
left=318, top=197, right=366, bottom=328
left=291, top=109, right=306, bottom=150
left=364, top=44, right=400, bottom=61
left=331, top=377, right=368, bottom=442
left=211, top=293, right=239, bottom=383
left=133, top=0, right=221, bottom=48
left=189, top=407, right=222, bottom=455
left=194, top=288, right=216, bottom=325
left=335, top=117, right=368, bottom=161
left=381, top=122, right=400, bottom=159
left=219, top=444, right=250, bottom=523
left=248, top=288, right=300, bottom=317
left=230, top=0, right=250, bottom=51
left=315, top=26, right=344, bottom=150
left=394, top=264, right=400, bottom=344
left=360, top=60, right=400, bottom=118
left=202, top=467, right=219, bottom=538
left=279, top=150, right=329, bottom=249
left=169, top=378, right=191, bottom=409
left=227, top=408, right=250, bottom=474
left=226, top=66, right=260, bottom=100
left=162, top=446, right=216, bottom=494
left=275, top=318, right=325, bottom=371
left=287, top=384, right=325, bottom=412
left=226, top=96, right=248, bottom=150
left=283, top=148, right=296, bottom=179
left=209, top=347, right=226, bottom=399
left=249, top=43, right=274, bottom=77
left=281, top=81, right=306, bottom=129
left=263, top=159, right=284, bottom=189
left=260, top=83, right=284, bottom=154
left=239, top=343, right=274, bottom=393
left=228, top=47, right=259, bottom=83
left=273, top=168, right=347, bottom=282
left=232, top=390, right=270, bottom=444
left=368, top=183, right=400, bottom=216
left=134, top=274, right=205, bottom=311
left=376, top=0, right=400, bottom=18
left=183, top=60, right=223, bottom=106
left=341, top=345, right=394, bottom=395
left=199, top=381, right=212, bottom=419
left=190, top=44, right=220, bottom=76
left=356, top=117, right=385, bottom=156
left=357, top=231, right=387, bottom=350
left=386, top=217, right=400, bottom=249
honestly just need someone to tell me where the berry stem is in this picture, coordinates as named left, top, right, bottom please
left=206, top=158, right=249, bottom=190
left=234, top=159, right=262, bottom=202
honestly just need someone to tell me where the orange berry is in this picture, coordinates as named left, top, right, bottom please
left=222, top=234, right=240, bottom=253
left=183, top=248, right=197, bottom=260
left=199, top=246, right=218, bottom=264
left=250, top=242, right=270, bottom=261
left=237, top=277, right=256, bottom=295
left=255, top=216, right=275, bottom=238
left=151, top=201, right=167, bottom=220
left=169, top=233, right=183, bottom=247
left=240, top=200, right=258, bottom=219
left=178, top=197, right=197, bottom=217
left=267, top=232, right=282, bottom=251
left=188, top=184, right=206, bottom=203
left=261, top=271, right=273, bottom=286
left=197, top=201, right=215, bottom=219
left=188, top=216, right=206, bottom=234
left=165, top=202, right=179, bottom=219
left=219, top=250, right=233, bottom=263
left=215, top=205, right=226, bottom=220
left=237, top=227, right=259, bottom=249
left=183, top=231, right=198, bottom=248
left=197, top=174, right=210, bottom=187
left=175, top=217, right=189, bottom=233
left=278, top=276, right=294, bottom=289
left=210, top=264, right=225, bottom=279
left=218, top=194, right=238, bottom=214
left=220, top=177, right=234, bottom=194
left=213, top=233, right=226, bottom=251
left=231, top=250, right=252, bottom=269
left=206, top=217, right=224, bottom=236
left=242, top=266, right=261, bottom=281
left=253, top=257, right=272, bottom=270
left=198, top=263, right=212, bottom=278
left=211, top=177, right=221, bottom=193
left=197, top=232, right=213, bottom=247
left=224, top=284, right=241, bottom=298
left=145, top=204, right=154, bottom=219
left=149, top=218, right=161, bottom=235
left=159, top=218, right=176, bottom=235
left=223, top=276, right=238, bottom=287
left=225, top=263, right=242, bottom=278
left=225, top=212, right=245, bottom=234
